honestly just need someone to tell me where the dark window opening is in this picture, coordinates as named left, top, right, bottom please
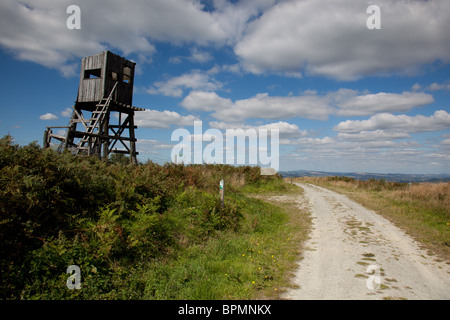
left=84, top=68, right=102, bottom=79
left=123, top=67, right=131, bottom=84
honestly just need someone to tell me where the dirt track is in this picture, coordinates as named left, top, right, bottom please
left=282, top=183, right=450, bottom=300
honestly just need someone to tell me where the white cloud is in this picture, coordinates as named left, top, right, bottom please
left=257, top=121, right=307, bottom=138
left=209, top=120, right=307, bottom=141
left=187, top=48, right=212, bottom=63
left=286, top=134, right=437, bottom=173
left=234, top=0, right=450, bottom=80
left=411, top=83, right=422, bottom=92
left=334, top=110, right=450, bottom=134
left=2, top=0, right=450, bottom=81
left=0, top=0, right=228, bottom=76
left=135, top=109, right=198, bottom=128
left=147, top=71, right=223, bottom=97
left=181, top=88, right=434, bottom=122
left=337, top=130, right=411, bottom=142
left=61, top=107, right=73, bottom=117
left=169, top=48, right=213, bottom=65
left=426, top=82, right=450, bottom=91
left=412, top=81, right=450, bottom=92
left=210, top=0, right=277, bottom=45
left=335, top=91, right=433, bottom=116
left=211, top=92, right=333, bottom=122
left=0, top=1, right=106, bottom=76
left=295, top=137, right=336, bottom=146
left=282, top=109, right=450, bottom=173
left=180, top=91, right=232, bottom=111
left=39, top=113, right=58, bottom=120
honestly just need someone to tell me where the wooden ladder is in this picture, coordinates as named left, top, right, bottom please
left=76, top=82, right=118, bottom=155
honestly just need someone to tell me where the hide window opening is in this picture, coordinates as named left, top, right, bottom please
left=123, top=67, right=131, bottom=84
left=84, top=68, right=101, bottom=79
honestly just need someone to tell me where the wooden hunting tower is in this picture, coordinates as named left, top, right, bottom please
left=44, top=51, right=144, bottom=163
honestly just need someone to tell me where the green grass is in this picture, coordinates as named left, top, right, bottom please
left=129, top=185, right=309, bottom=300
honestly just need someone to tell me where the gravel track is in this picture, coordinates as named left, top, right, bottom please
left=283, top=183, right=450, bottom=300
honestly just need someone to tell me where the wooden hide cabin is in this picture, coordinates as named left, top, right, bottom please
left=44, top=51, right=145, bottom=164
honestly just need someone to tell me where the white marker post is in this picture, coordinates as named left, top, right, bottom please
left=219, top=179, right=224, bottom=208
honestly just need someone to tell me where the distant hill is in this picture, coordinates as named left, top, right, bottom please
left=279, top=170, right=450, bottom=183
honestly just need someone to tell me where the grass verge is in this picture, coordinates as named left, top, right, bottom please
left=136, top=182, right=310, bottom=300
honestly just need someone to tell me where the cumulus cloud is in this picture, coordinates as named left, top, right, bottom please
left=337, top=130, right=411, bottom=142
left=234, top=0, right=450, bottom=80
left=2, top=0, right=449, bottom=80
left=187, top=48, right=212, bottom=63
left=147, top=71, right=223, bottom=97
left=412, top=81, right=450, bottom=92
left=182, top=91, right=333, bottom=122
left=180, top=91, right=233, bottom=111
left=334, top=110, right=450, bottom=133
left=209, top=120, right=307, bottom=141
left=334, top=91, right=433, bottom=116
left=61, top=107, right=73, bottom=117
left=0, top=0, right=227, bottom=76
left=283, top=108, right=450, bottom=173
left=0, top=1, right=104, bottom=76
left=256, top=121, right=307, bottom=138
left=295, top=137, right=337, bottom=146
left=180, top=88, right=434, bottom=122
left=135, top=109, right=198, bottom=128
left=426, top=82, right=450, bottom=91
left=210, top=0, right=277, bottom=45
left=287, top=134, right=433, bottom=173
left=0, top=0, right=283, bottom=77
left=169, top=48, right=213, bottom=64
left=39, top=113, right=58, bottom=120
left=215, top=92, right=334, bottom=122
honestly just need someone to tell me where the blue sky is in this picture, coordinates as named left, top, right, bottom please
left=0, top=0, right=449, bottom=174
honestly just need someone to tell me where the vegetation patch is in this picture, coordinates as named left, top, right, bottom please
left=0, top=136, right=310, bottom=300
